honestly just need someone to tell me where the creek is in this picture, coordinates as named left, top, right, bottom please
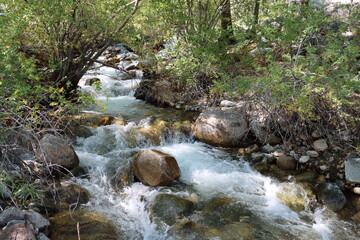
left=73, top=45, right=359, bottom=240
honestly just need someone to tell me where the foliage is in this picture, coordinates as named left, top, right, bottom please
left=0, top=171, right=44, bottom=206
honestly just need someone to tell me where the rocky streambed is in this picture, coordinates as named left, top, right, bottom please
left=1, top=44, right=359, bottom=240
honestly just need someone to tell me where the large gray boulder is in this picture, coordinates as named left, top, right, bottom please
left=36, top=134, right=79, bottom=170
left=132, top=149, right=181, bottom=186
left=193, top=109, right=249, bottom=147
left=317, top=183, right=346, bottom=211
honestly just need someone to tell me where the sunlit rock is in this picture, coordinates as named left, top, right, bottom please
left=193, top=109, right=249, bottom=147
left=36, top=134, right=79, bottom=170
left=139, top=119, right=169, bottom=145
left=132, top=149, right=181, bottom=186
left=276, top=182, right=316, bottom=212
left=312, top=139, right=328, bottom=152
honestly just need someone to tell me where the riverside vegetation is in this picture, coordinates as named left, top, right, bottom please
left=0, top=0, right=359, bottom=239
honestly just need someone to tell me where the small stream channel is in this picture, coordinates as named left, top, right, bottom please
left=73, top=45, right=359, bottom=240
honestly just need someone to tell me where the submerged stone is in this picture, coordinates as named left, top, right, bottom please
left=149, top=194, right=195, bottom=226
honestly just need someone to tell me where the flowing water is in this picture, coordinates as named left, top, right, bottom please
left=73, top=45, right=359, bottom=240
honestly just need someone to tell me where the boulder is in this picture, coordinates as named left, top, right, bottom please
left=0, top=223, right=37, bottom=240
left=317, top=183, right=346, bottom=211
left=134, top=79, right=181, bottom=107
left=149, top=194, right=195, bottom=225
left=345, top=158, right=360, bottom=183
left=0, top=207, right=50, bottom=230
left=193, top=109, right=249, bottom=147
left=74, top=126, right=93, bottom=138
left=276, top=156, right=296, bottom=170
left=97, top=116, right=114, bottom=126
left=132, top=149, right=181, bottom=186
left=36, top=134, right=79, bottom=170
left=50, top=210, right=117, bottom=240
left=312, top=139, right=328, bottom=152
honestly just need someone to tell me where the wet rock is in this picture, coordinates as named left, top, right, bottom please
left=0, top=207, right=50, bottom=230
left=345, top=158, right=360, bottom=183
left=132, top=149, right=181, bottom=186
left=193, top=109, right=249, bottom=147
left=36, top=134, right=79, bottom=171
left=317, top=183, right=346, bottom=211
left=0, top=223, right=37, bottom=240
left=276, top=183, right=316, bottom=212
left=74, top=125, right=93, bottom=138
left=204, top=222, right=254, bottom=240
left=69, top=166, right=88, bottom=178
left=306, top=150, right=319, bottom=158
left=312, top=139, right=328, bottom=152
left=276, top=156, right=296, bottom=170
left=149, top=194, right=195, bottom=225
left=84, top=77, right=100, bottom=86
left=238, top=144, right=260, bottom=154
left=97, top=116, right=114, bottom=126
left=139, top=119, right=169, bottom=145
left=299, top=155, right=310, bottom=163
left=113, top=116, right=126, bottom=126
left=295, top=171, right=316, bottom=182
left=50, top=210, right=117, bottom=240
left=104, top=56, right=120, bottom=64
left=260, top=144, right=275, bottom=153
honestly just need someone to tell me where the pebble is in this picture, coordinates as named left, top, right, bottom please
left=313, top=139, right=328, bottom=152
left=353, top=187, right=360, bottom=195
left=306, top=150, right=319, bottom=158
left=299, top=156, right=310, bottom=163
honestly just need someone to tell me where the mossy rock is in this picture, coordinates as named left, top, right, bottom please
left=149, top=193, right=195, bottom=226
left=276, top=182, right=316, bottom=212
left=139, top=119, right=169, bottom=145
left=204, top=222, right=254, bottom=240
left=50, top=210, right=118, bottom=240
left=48, top=184, right=90, bottom=211
left=198, top=197, right=251, bottom=226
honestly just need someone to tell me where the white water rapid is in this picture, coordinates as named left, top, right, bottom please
left=73, top=45, right=359, bottom=240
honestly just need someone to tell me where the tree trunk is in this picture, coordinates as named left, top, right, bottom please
left=250, top=0, right=261, bottom=37
left=220, top=0, right=235, bottom=44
